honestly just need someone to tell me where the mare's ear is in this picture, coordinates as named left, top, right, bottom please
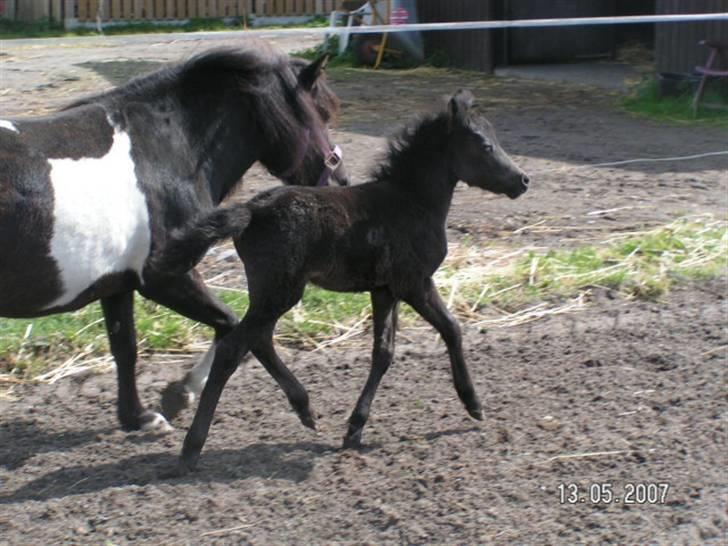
left=448, top=89, right=475, bottom=129
left=298, top=54, right=330, bottom=91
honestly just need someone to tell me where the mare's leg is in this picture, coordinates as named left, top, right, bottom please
left=101, top=291, right=170, bottom=432
left=403, top=278, right=483, bottom=420
left=343, top=287, right=399, bottom=449
left=139, top=270, right=238, bottom=420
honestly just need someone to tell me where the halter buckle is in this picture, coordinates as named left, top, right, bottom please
left=325, top=145, right=343, bottom=171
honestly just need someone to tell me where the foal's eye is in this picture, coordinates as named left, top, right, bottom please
left=478, top=134, right=494, bottom=152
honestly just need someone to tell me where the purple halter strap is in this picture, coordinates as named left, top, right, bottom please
left=279, top=129, right=343, bottom=187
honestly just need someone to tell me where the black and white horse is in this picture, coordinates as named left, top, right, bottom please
left=0, top=43, right=347, bottom=432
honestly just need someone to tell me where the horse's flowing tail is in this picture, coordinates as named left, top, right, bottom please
left=152, top=204, right=252, bottom=275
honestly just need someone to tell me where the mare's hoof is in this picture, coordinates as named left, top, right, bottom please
left=161, top=381, right=194, bottom=421
left=140, top=411, right=174, bottom=434
left=467, top=406, right=484, bottom=421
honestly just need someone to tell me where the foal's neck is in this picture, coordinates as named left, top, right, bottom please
left=383, top=116, right=458, bottom=223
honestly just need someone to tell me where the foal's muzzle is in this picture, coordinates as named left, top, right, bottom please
left=507, top=174, right=530, bottom=199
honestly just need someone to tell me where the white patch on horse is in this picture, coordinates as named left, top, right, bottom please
left=0, top=120, right=19, bottom=133
left=142, top=413, right=174, bottom=434
left=184, top=344, right=216, bottom=401
left=44, top=124, right=151, bottom=309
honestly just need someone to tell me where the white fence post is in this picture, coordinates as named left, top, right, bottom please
left=4, top=0, right=17, bottom=20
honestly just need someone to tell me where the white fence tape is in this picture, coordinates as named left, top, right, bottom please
left=251, top=13, right=728, bottom=37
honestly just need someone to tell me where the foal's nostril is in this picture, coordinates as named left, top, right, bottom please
left=521, top=175, right=530, bottom=187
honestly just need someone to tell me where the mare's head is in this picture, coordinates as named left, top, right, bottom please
left=169, top=47, right=350, bottom=199
left=252, top=52, right=349, bottom=187
left=446, top=90, right=529, bottom=199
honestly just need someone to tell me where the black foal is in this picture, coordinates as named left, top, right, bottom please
left=154, top=90, right=529, bottom=473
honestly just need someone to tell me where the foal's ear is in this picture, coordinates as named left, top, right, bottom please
left=298, top=54, right=330, bottom=91
left=448, top=89, right=475, bottom=128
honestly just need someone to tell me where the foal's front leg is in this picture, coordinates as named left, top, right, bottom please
left=404, top=278, right=483, bottom=420
left=343, top=288, right=399, bottom=449
left=139, top=269, right=238, bottom=421
left=101, top=291, right=171, bottom=432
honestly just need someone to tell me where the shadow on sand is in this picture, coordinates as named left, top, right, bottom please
left=0, top=440, right=335, bottom=504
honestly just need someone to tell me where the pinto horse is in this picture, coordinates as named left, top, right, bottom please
left=153, top=90, right=529, bottom=473
left=0, top=44, right=347, bottom=433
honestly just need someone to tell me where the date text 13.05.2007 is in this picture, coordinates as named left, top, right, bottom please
left=558, top=482, right=670, bottom=505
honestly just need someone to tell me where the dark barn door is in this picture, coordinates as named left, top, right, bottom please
left=504, top=0, right=615, bottom=63
left=417, top=0, right=495, bottom=72
left=656, top=0, right=728, bottom=75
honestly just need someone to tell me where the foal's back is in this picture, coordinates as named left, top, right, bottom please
left=235, top=181, right=447, bottom=295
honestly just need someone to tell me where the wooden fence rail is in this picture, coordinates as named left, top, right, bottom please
left=4, top=0, right=345, bottom=23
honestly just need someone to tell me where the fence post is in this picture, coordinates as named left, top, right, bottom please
left=63, top=0, right=76, bottom=28
left=50, top=0, right=62, bottom=21
left=5, top=0, right=16, bottom=20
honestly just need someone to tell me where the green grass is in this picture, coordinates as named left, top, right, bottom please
left=1, top=216, right=725, bottom=379
left=623, top=79, right=728, bottom=127
left=0, top=16, right=329, bottom=40
left=437, top=216, right=726, bottom=312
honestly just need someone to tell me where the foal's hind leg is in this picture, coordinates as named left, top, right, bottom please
left=178, top=319, right=251, bottom=474
left=177, top=279, right=315, bottom=474
left=403, top=278, right=483, bottom=420
left=243, top=277, right=316, bottom=429
left=139, top=270, right=238, bottom=420
left=250, top=321, right=316, bottom=430
left=343, top=288, right=399, bottom=449
left=101, top=292, right=171, bottom=432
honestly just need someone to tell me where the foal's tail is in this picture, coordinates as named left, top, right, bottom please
left=151, top=204, right=252, bottom=276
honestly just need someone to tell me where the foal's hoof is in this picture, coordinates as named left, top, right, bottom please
left=161, top=380, right=194, bottom=421
left=160, top=461, right=194, bottom=479
left=140, top=411, right=174, bottom=434
left=467, top=406, right=484, bottom=421
left=297, top=408, right=317, bottom=431
left=342, top=432, right=363, bottom=450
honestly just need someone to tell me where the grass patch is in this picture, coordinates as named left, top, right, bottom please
left=1, top=216, right=725, bottom=379
left=623, top=79, right=728, bottom=127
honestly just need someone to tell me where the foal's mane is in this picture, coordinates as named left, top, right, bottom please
left=371, top=112, right=450, bottom=186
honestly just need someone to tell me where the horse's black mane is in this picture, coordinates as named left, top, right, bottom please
left=68, top=46, right=287, bottom=107
left=371, top=112, right=450, bottom=187
left=65, top=45, right=336, bottom=167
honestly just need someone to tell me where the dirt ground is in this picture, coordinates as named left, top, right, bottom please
left=0, top=32, right=727, bottom=545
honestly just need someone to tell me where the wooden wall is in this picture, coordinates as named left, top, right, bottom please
left=417, top=0, right=494, bottom=72
left=656, top=0, right=728, bottom=74
left=7, top=0, right=344, bottom=22
left=15, top=0, right=64, bottom=21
